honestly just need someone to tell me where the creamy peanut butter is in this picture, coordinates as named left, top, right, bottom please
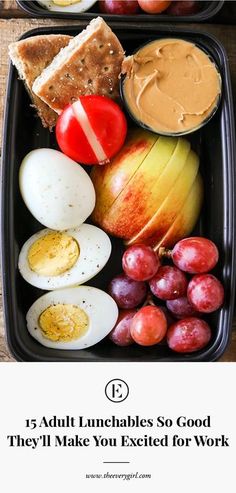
left=122, top=39, right=221, bottom=135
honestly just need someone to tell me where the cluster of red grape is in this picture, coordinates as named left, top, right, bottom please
left=108, top=237, right=224, bottom=353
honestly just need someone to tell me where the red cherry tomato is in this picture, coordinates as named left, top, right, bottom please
left=138, top=0, right=171, bottom=14
left=56, top=95, right=127, bottom=165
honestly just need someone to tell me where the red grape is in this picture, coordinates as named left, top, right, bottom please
left=99, top=0, right=139, bottom=14
left=122, top=244, right=160, bottom=281
left=138, top=0, right=171, bottom=14
left=166, top=296, right=200, bottom=319
left=109, top=310, right=136, bottom=346
left=167, top=1, right=200, bottom=16
left=130, top=305, right=167, bottom=346
left=172, top=237, right=219, bottom=274
left=160, top=306, right=176, bottom=328
left=149, top=265, right=188, bottom=300
left=167, top=317, right=211, bottom=353
left=108, top=273, right=147, bottom=309
left=187, top=274, right=224, bottom=313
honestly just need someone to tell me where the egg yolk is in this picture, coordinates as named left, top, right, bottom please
left=39, top=304, right=89, bottom=342
left=28, top=232, right=79, bottom=277
left=52, top=0, right=81, bottom=6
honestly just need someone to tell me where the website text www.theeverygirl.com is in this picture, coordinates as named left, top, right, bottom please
left=85, top=472, right=151, bottom=481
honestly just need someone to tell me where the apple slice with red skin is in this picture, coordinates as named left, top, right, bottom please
left=127, top=149, right=199, bottom=247
left=100, top=137, right=189, bottom=239
left=153, top=173, right=203, bottom=251
left=91, top=128, right=157, bottom=224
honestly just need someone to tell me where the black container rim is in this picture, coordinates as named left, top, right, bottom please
left=16, top=0, right=225, bottom=22
left=1, top=23, right=236, bottom=362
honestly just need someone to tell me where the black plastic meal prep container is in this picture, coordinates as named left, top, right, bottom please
left=16, top=0, right=224, bottom=22
left=1, top=24, right=236, bottom=362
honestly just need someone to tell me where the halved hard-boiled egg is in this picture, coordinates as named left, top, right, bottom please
left=19, top=148, right=95, bottom=230
left=26, top=286, right=118, bottom=349
left=19, top=224, right=111, bottom=290
left=37, top=0, right=97, bottom=13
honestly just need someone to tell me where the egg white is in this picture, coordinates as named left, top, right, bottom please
left=37, top=0, right=97, bottom=13
left=19, top=224, right=111, bottom=290
left=19, top=148, right=96, bottom=230
left=26, top=286, right=118, bottom=349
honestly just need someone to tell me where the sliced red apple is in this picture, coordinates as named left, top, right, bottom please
left=127, top=149, right=199, bottom=247
left=91, top=128, right=157, bottom=224
left=154, top=173, right=204, bottom=250
left=100, top=137, right=190, bottom=239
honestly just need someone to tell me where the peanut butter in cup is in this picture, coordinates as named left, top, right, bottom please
left=121, top=38, right=222, bottom=135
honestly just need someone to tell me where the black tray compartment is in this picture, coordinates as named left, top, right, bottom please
left=1, top=25, right=236, bottom=362
left=16, top=0, right=224, bottom=22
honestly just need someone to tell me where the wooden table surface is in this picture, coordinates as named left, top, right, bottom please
left=1, top=0, right=236, bottom=362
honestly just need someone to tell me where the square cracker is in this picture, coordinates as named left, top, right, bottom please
left=32, top=18, right=125, bottom=114
left=9, top=34, right=72, bottom=129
